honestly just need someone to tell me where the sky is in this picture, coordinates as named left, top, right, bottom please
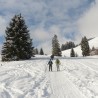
left=0, top=0, right=98, bottom=54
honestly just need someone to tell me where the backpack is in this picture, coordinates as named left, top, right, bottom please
left=48, top=61, right=53, bottom=65
left=56, top=59, right=60, bottom=65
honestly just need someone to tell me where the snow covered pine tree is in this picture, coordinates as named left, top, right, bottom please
left=2, top=14, right=33, bottom=61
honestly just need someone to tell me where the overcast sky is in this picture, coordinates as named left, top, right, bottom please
left=0, top=0, right=98, bottom=54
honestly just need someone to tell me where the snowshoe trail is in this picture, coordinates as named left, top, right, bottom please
left=0, top=58, right=98, bottom=98
left=48, top=71, right=87, bottom=98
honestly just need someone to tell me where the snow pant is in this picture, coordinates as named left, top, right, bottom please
left=56, top=65, right=60, bottom=71
left=49, top=64, right=52, bottom=71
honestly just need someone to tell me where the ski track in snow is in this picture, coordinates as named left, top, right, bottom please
left=60, top=59, right=98, bottom=98
left=0, top=60, right=51, bottom=98
left=0, top=58, right=98, bottom=98
left=48, top=71, right=87, bottom=98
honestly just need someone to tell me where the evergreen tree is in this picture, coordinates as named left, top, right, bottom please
left=40, top=48, right=44, bottom=55
left=34, top=48, right=39, bottom=55
left=61, top=41, right=75, bottom=51
left=81, top=36, right=90, bottom=56
left=75, top=53, right=78, bottom=57
left=1, top=14, right=33, bottom=61
left=61, top=44, right=65, bottom=51
left=52, top=35, right=61, bottom=56
left=95, top=49, right=98, bottom=55
left=70, top=48, right=75, bottom=57
left=92, top=46, right=95, bottom=51
left=35, top=48, right=39, bottom=54
left=32, top=47, right=35, bottom=56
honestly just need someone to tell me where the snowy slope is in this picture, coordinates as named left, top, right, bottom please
left=0, top=60, right=51, bottom=98
left=0, top=57, right=98, bottom=98
left=48, top=58, right=98, bottom=98
left=62, top=37, right=98, bottom=57
left=49, top=71, right=87, bottom=98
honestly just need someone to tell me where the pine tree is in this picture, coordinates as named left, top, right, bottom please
left=1, top=14, right=33, bottom=61
left=92, top=46, right=95, bottom=51
left=75, top=53, right=78, bottom=57
left=81, top=36, right=90, bottom=56
left=32, top=47, right=35, bottom=56
left=40, top=48, right=44, bottom=55
left=35, top=48, right=39, bottom=54
left=70, top=48, right=75, bottom=57
left=61, top=41, right=75, bottom=51
left=33, top=48, right=39, bottom=55
left=52, top=35, right=61, bottom=56
left=61, top=44, right=65, bottom=51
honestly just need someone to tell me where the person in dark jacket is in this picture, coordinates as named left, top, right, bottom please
left=50, top=55, right=54, bottom=60
left=48, top=59, right=53, bottom=71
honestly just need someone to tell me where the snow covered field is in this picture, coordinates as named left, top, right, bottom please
left=0, top=60, right=51, bottom=98
left=0, top=57, right=98, bottom=98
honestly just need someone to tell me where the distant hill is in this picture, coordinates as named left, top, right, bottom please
left=62, top=37, right=98, bottom=57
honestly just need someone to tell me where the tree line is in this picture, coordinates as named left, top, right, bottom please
left=61, top=41, right=75, bottom=51
left=70, top=36, right=90, bottom=57
left=34, top=48, right=44, bottom=55
left=52, top=35, right=91, bottom=57
left=1, top=14, right=95, bottom=61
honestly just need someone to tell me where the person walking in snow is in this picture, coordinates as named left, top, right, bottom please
left=55, top=59, right=61, bottom=71
left=50, top=54, right=54, bottom=60
left=48, top=59, right=53, bottom=71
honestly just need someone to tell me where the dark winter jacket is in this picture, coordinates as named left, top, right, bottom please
left=50, top=55, right=54, bottom=60
left=48, top=60, right=53, bottom=65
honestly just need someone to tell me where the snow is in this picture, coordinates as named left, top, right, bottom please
left=49, top=71, right=87, bottom=98
left=0, top=60, right=51, bottom=98
left=34, top=55, right=50, bottom=58
left=0, top=56, right=98, bottom=98
left=89, top=37, right=98, bottom=49
left=62, top=46, right=82, bottom=57
left=60, top=58, right=98, bottom=98
left=62, top=37, right=98, bottom=57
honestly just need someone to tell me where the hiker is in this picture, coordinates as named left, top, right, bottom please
left=55, top=59, right=61, bottom=71
left=50, top=54, right=54, bottom=60
left=48, top=59, right=53, bottom=71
